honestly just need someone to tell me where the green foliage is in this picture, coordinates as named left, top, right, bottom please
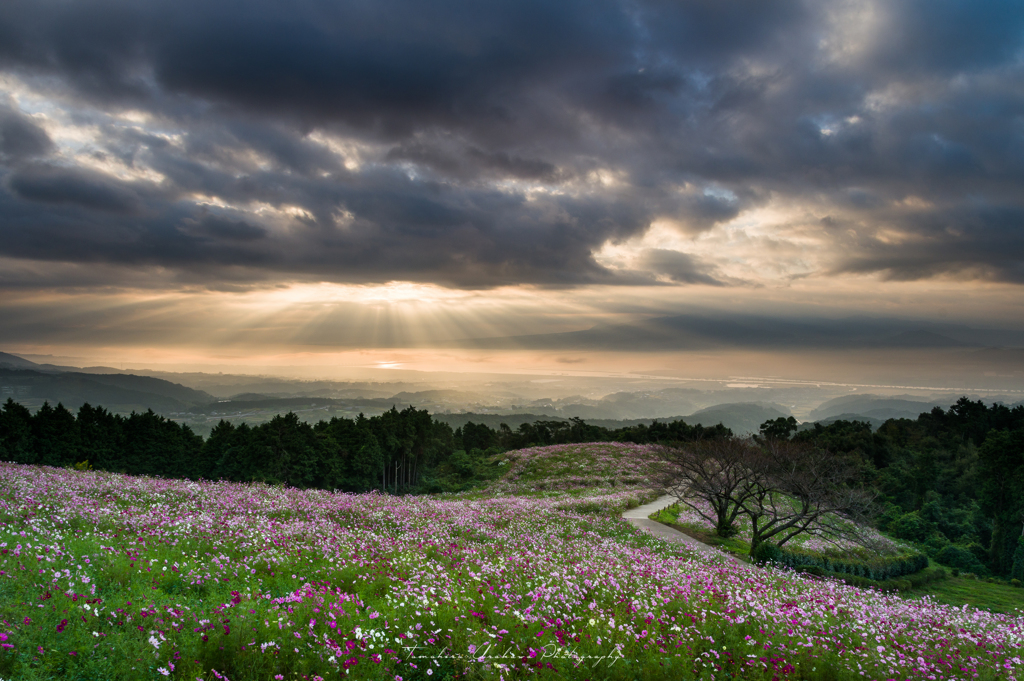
left=794, top=565, right=946, bottom=594
left=750, top=542, right=783, bottom=565
left=889, top=510, right=931, bottom=542
left=448, top=449, right=474, bottom=476
left=794, top=419, right=882, bottom=468
left=1012, top=538, right=1024, bottom=582
left=798, top=399, right=1024, bottom=578
left=934, top=544, right=990, bottom=575
left=491, top=415, right=732, bottom=450
left=0, top=397, right=35, bottom=463
left=716, top=520, right=740, bottom=538
left=978, top=429, right=1024, bottom=574
left=32, top=401, right=80, bottom=467
left=760, top=416, right=798, bottom=440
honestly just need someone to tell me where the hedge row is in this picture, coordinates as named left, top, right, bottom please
left=751, top=543, right=929, bottom=581
left=793, top=565, right=948, bottom=593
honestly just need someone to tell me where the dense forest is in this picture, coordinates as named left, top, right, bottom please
left=784, top=398, right=1024, bottom=580
left=2, top=396, right=1022, bottom=578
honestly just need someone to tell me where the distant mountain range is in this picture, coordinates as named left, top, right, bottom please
left=1, top=351, right=215, bottom=413
left=805, top=393, right=1024, bottom=429
left=0, top=368, right=214, bottom=413
left=808, top=394, right=956, bottom=422
left=3, top=351, right=1018, bottom=434
left=681, top=402, right=791, bottom=435
left=0, top=352, right=46, bottom=370
left=0, top=351, right=795, bottom=434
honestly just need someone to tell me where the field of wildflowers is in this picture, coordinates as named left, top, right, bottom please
left=0, top=451, right=1022, bottom=680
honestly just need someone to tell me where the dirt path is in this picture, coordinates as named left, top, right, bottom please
left=622, top=494, right=743, bottom=564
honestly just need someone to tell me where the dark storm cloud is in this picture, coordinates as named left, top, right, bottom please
left=179, top=215, right=267, bottom=242
left=0, top=0, right=1022, bottom=288
left=0, top=103, right=53, bottom=160
left=8, top=165, right=145, bottom=214
left=834, top=202, right=1024, bottom=284
left=869, top=0, right=1024, bottom=74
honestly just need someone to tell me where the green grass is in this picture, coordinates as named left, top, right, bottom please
left=909, top=574, right=1024, bottom=614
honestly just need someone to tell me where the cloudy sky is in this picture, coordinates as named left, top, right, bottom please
left=1, top=0, right=1023, bottom=373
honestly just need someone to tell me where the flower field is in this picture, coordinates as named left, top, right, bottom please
left=0, top=456, right=1022, bottom=681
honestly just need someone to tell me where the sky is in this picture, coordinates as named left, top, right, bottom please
left=1, top=0, right=1023, bottom=378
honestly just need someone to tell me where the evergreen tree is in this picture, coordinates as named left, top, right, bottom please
left=211, top=422, right=254, bottom=482
left=32, top=402, right=79, bottom=468
left=76, top=403, right=123, bottom=471
left=0, top=398, right=35, bottom=464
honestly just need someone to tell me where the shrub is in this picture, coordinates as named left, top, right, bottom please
left=448, top=450, right=474, bottom=476
left=875, top=503, right=904, bottom=532
left=890, top=511, right=931, bottom=543
left=934, top=544, right=989, bottom=575
left=797, top=565, right=826, bottom=578
left=876, top=578, right=913, bottom=593
left=751, top=542, right=783, bottom=565
left=1011, top=579, right=1021, bottom=588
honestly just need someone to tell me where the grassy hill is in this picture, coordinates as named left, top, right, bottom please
left=485, top=442, right=666, bottom=495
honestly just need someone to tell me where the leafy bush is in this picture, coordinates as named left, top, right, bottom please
left=751, top=542, right=783, bottom=565
left=796, top=565, right=826, bottom=577
left=934, top=544, right=989, bottom=575
left=890, top=511, right=932, bottom=543
left=448, top=450, right=474, bottom=476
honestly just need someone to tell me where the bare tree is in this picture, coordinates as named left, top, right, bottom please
left=660, top=437, right=876, bottom=554
left=658, top=437, right=760, bottom=537
left=740, top=438, right=875, bottom=553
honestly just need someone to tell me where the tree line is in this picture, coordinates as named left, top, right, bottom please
left=0, top=399, right=727, bottom=494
